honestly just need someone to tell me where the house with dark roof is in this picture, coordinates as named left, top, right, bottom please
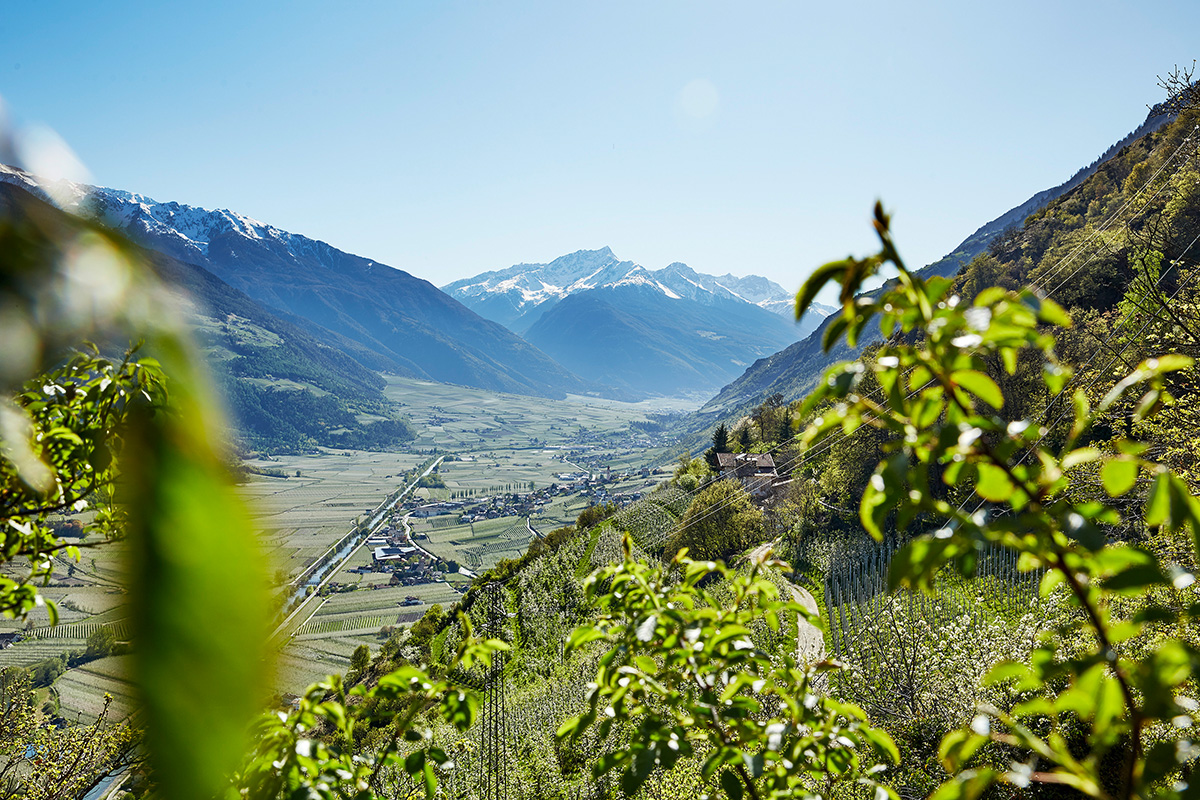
left=715, top=452, right=781, bottom=499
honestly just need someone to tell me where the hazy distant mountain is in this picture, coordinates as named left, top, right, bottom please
left=444, top=248, right=832, bottom=396
left=0, top=165, right=590, bottom=400
left=520, top=284, right=795, bottom=396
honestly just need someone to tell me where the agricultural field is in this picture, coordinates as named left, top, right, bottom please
left=411, top=514, right=531, bottom=571
left=269, top=581, right=461, bottom=694
left=55, top=655, right=138, bottom=722
left=0, top=538, right=130, bottom=674
left=237, top=449, right=425, bottom=581
left=385, top=376, right=684, bottom=462
left=435, top=453, right=572, bottom=497
left=2, top=377, right=683, bottom=710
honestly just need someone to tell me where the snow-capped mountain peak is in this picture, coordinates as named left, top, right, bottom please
left=442, top=247, right=811, bottom=331
left=0, top=163, right=317, bottom=264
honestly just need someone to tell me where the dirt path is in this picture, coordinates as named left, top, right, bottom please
left=790, top=585, right=825, bottom=665
left=742, top=542, right=826, bottom=665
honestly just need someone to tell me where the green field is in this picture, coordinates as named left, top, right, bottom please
left=238, top=450, right=426, bottom=582
left=54, top=655, right=138, bottom=722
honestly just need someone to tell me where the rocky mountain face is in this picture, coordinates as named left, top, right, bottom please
left=444, top=248, right=832, bottom=396
left=0, top=165, right=591, bottom=400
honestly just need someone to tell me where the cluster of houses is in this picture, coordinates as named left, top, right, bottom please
left=403, top=461, right=664, bottom=528
left=359, top=525, right=449, bottom=585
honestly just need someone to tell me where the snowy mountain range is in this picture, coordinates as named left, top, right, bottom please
left=0, top=163, right=831, bottom=399
left=443, top=247, right=821, bottom=332
left=443, top=248, right=832, bottom=396
left=0, top=164, right=591, bottom=399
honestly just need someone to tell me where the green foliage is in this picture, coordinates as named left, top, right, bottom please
left=1, top=171, right=271, bottom=798
left=85, top=625, right=116, bottom=659
left=576, top=502, right=617, bottom=531
left=797, top=202, right=1200, bottom=800
left=0, top=666, right=137, bottom=798
left=351, top=644, right=371, bottom=672
left=221, top=379, right=415, bottom=453
left=672, top=452, right=712, bottom=490
left=705, top=421, right=730, bottom=469
left=662, top=479, right=765, bottom=562
left=417, top=471, right=446, bottom=488
left=233, top=635, right=507, bottom=798
left=0, top=347, right=164, bottom=620
left=560, top=540, right=900, bottom=799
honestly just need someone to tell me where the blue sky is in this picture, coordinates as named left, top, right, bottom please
left=2, top=1, right=1197, bottom=291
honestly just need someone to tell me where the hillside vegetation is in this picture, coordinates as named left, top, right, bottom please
left=692, top=106, right=1178, bottom=434
left=242, top=106, right=1200, bottom=798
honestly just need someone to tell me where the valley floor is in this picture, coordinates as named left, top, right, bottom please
left=0, top=377, right=685, bottom=702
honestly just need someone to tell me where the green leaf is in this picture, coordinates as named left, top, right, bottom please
left=860, top=471, right=892, bottom=541
left=122, top=366, right=271, bottom=800
left=1039, top=569, right=1065, bottom=597
left=929, top=769, right=999, bottom=800
left=939, top=729, right=986, bottom=771
left=423, top=761, right=436, bottom=798
left=975, top=463, right=1014, bottom=502
left=862, top=726, right=901, bottom=764
left=823, top=315, right=851, bottom=352
left=974, top=287, right=1007, bottom=307
left=567, top=625, right=606, bottom=652
left=719, top=769, right=745, bottom=800
left=1103, top=561, right=1167, bottom=593
left=1061, top=447, right=1100, bottom=469
left=1000, top=347, right=1018, bottom=375
left=1145, top=353, right=1194, bottom=373
left=1146, top=472, right=1171, bottom=527
left=622, top=748, right=658, bottom=797
left=796, top=259, right=850, bottom=320
left=951, top=370, right=1004, bottom=409
left=889, top=535, right=964, bottom=593
left=1025, top=293, right=1071, bottom=327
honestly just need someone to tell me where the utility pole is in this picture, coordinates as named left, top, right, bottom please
left=478, top=582, right=508, bottom=800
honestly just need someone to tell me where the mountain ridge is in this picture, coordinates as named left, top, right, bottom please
left=443, top=247, right=828, bottom=330
left=444, top=247, right=833, bottom=397
left=0, top=164, right=593, bottom=400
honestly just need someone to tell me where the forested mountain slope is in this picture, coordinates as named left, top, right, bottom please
left=0, top=179, right=415, bottom=453
left=737, top=107, right=1200, bottom=516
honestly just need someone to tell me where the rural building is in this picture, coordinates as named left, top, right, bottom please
left=716, top=452, right=781, bottom=499
left=374, top=545, right=417, bottom=562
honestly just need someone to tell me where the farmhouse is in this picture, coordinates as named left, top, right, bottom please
left=374, top=545, right=417, bottom=562
left=715, top=453, right=781, bottom=499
